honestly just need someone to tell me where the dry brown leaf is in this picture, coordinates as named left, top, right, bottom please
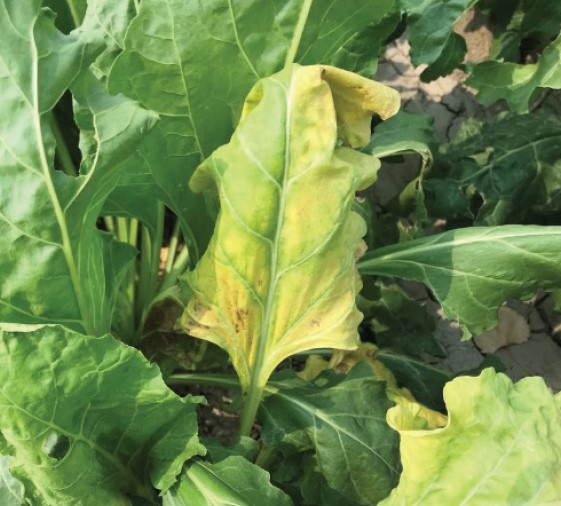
left=474, top=306, right=530, bottom=354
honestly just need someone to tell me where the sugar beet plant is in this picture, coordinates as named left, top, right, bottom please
left=2, top=1, right=561, bottom=505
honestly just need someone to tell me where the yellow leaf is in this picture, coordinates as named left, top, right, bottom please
left=181, top=64, right=400, bottom=398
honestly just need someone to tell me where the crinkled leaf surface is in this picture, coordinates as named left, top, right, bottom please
left=0, top=2, right=157, bottom=335
left=107, top=0, right=393, bottom=259
left=359, top=225, right=561, bottom=337
left=181, top=64, right=399, bottom=392
left=0, top=325, right=205, bottom=505
left=426, top=111, right=561, bottom=225
left=260, top=365, right=400, bottom=505
left=0, top=457, right=24, bottom=506
left=163, top=457, right=292, bottom=506
left=468, top=33, right=561, bottom=113
left=380, top=369, right=561, bottom=505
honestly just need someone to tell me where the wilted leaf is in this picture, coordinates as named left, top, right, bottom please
left=380, top=369, right=561, bottom=505
left=181, top=65, right=399, bottom=395
left=0, top=325, right=205, bottom=505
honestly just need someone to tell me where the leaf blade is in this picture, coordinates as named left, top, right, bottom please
left=107, top=0, right=399, bottom=258
left=0, top=3, right=157, bottom=334
left=359, top=225, right=561, bottom=336
left=468, top=33, right=561, bottom=113
left=0, top=325, right=205, bottom=505
left=164, top=457, right=293, bottom=506
left=261, top=366, right=400, bottom=505
left=426, top=111, right=561, bottom=225
left=181, top=64, right=399, bottom=391
left=380, top=369, right=561, bottom=505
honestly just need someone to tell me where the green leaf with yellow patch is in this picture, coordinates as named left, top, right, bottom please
left=381, top=369, right=561, bottom=505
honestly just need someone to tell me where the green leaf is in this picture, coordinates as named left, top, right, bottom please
left=0, top=325, right=205, bottom=505
left=479, top=0, right=561, bottom=61
left=426, top=111, right=561, bottom=225
left=366, top=110, right=436, bottom=214
left=0, top=457, right=24, bottom=506
left=261, top=365, right=401, bottom=506
left=359, top=225, right=561, bottom=337
left=329, top=5, right=400, bottom=77
left=468, top=33, right=561, bottom=113
left=294, top=0, right=397, bottom=65
left=202, top=437, right=259, bottom=464
left=107, top=0, right=399, bottom=259
left=163, top=457, right=293, bottom=506
left=377, top=351, right=451, bottom=412
left=44, top=0, right=86, bottom=32
left=367, top=283, right=444, bottom=358
left=380, top=369, right=561, bottom=505
left=366, top=110, right=437, bottom=161
left=419, top=30, right=467, bottom=81
left=519, top=0, right=561, bottom=43
left=478, top=0, right=518, bottom=36
left=0, top=3, right=157, bottom=335
left=364, top=111, right=437, bottom=242
left=399, top=0, right=476, bottom=79
left=180, top=64, right=399, bottom=396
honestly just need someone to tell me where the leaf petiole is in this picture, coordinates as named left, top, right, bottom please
left=51, top=113, right=77, bottom=177
left=167, top=373, right=241, bottom=389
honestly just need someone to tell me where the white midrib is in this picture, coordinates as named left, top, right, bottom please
left=0, top=461, right=21, bottom=502
left=186, top=462, right=244, bottom=505
left=361, top=229, right=561, bottom=268
left=248, top=74, right=295, bottom=390
left=30, top=30, right=92, bottom=335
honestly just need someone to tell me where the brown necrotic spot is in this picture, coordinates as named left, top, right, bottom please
left=234, top=308, right=249, bottom=333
